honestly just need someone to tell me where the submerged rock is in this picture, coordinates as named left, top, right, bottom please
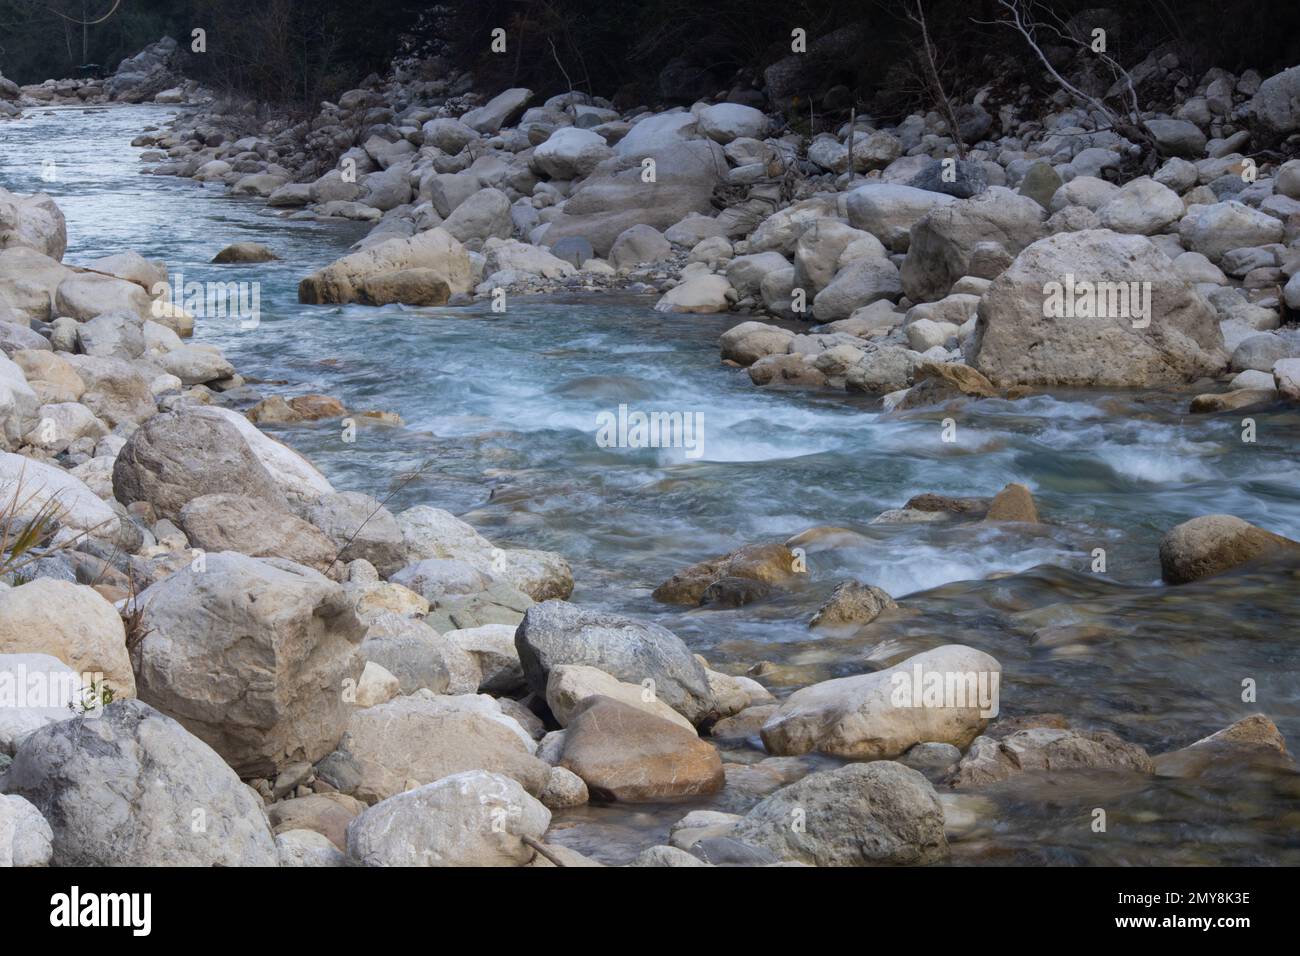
left=1154, top=715, right=1294, bottom=778
left=984, top=482, right=1039, bottom=523
left=950, top=726, right=1154, bottom=788
left=652, top=543, right=800, bottom=605
left=809, top=580, right=896, bottom=629
left=212, top=241, right=278, bottom=263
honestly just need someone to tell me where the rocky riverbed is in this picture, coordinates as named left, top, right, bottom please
left=1, top=35, right=1299, bottom=868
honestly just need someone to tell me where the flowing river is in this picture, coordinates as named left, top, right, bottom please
left=5, top=104, right=1299, bottom=864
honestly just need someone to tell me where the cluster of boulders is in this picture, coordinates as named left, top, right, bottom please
left=104, top=39, right=1300, bottom=415
left=711, top=59, right=1300, bottom=408
left=0, top=37, right=191, bottom=121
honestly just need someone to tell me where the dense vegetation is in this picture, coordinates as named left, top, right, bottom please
left=1, top=0, right=1298, bottom=109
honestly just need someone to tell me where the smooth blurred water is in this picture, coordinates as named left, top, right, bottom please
left=4, top=104, right=1299, bottom=864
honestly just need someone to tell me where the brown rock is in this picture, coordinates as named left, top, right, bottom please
left=747, top=353, right=828, bottom=388
left=1154, top=715, right=1294, bottom=778
left=267, top=793, right=365, bottom=850
left=354, top=268, right=450, bottom=306
left=560, top=696, right=725, bottom=802
left=984, top=482, right=1039, bottom=523
left=809, top=580, right=896, bottom=629
left=246, top=395, right=302, bottom=424
left=896, top=361, right=998, bottom=410
left=212, top=242, right=279, bottom=264
left=1189, top=388, right=1276, bottom=413
left=1158, top=514, right=1299, bottom=584
left=652, top=543, right=800, bottom=605
left=289, top=394, right=347, bottom=420
left=904, top=492, right=989, bottom=516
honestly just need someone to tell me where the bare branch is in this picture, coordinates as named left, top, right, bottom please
left=907, top=0, right=968, bottom=159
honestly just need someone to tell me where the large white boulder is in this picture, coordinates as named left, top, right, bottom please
left=531, top=127, right=613, bottom=180
left=972, top=230, right=1227, bottom=387
left=1178, top=201, right=1285, bottom=263
left=346, top=770, right=550, bottom=866
left=134, top=552, right=365, bottom=776
left=761, top=644, right=1001, bottom=758
left=697, top=103, right=768, bottom=144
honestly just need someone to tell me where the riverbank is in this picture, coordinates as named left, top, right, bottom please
left=2, top=64, right=1300, bottom=866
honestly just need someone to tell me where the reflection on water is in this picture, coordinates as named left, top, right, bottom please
left=4, top=104, right=1298, bottom=864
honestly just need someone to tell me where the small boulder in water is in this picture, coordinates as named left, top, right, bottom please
left=653, top=543, right=800, bottom=606
left=984, top=482, right=1039, bottom=523
left=699, top=576, right=771, bottom=608
left=1154, top=715, right=1294, bottom=778
left=212, top=241, right=278, bottom=263
left=1189, top=388, right=1276, bottom=413
left=951, top=726, right=1154, bottom=788
left=1159, top=514, right=1300, bottom=584
left=809, top=580, right=896, bottom=629
left=761, top=644, right=1001, bottom=759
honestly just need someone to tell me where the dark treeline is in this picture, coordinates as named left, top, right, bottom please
left=1, top=0, right=1298, bottom=109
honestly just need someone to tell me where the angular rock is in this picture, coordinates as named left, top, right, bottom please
left=305, top=491, right=405, bottom=576
left=299, top=228, right=472, bottom=305
left=984, top=482, right=1039, bottom=522
left=336, top=691, right=549, bottom=803
left=515, top=600, right=715, bottom=724
left=972, top=230, right=1226, bottom=387
left=1154, top=715, right=1293, bottom=778
left=652, top=543, right=800, bottom=605
left=901, top=187, right=1044, bottom=302
left=134, top=552, right=364, bottom=776
left=809, top=580, right=896, bottom=629
left=179, top=493, right=338, bottom=573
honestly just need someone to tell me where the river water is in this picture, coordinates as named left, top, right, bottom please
left=4, top=104, right=1299, bottom=864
